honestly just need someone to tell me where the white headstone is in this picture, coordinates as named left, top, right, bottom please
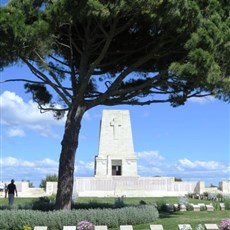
left=63, top=226, right=76, bottom=230
left=150, top=224, right=164, bottom=230
left=94, top=226, right=108, bottom=230
left=120, top=226, right=133, bottom=230
left=95, top=110, right=138, bottom=177
left=204, top=224, right=219, bottom=230
left=34, top=227, right=48, bottom=230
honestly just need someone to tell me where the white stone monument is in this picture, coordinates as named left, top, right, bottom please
left=44, top=109, right=216, bottom=197
left=95, top=110, right=138, bottom=177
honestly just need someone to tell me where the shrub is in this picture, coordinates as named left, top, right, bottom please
left=155, top=199, right=166, bottom=212
left=72, top=201, right=113, bottom=210
left=32, top=197, right=55, bottom=211
left=203, top=192, right=208, bottom=197
left=178, top=196, right=189, bottom=206
left=139, top=200, right=146, bottom=205
left=39, top=174, right=58, bottom=189
left=200, top=205, right=206, bottom=211
left=114, top=197, right=125, bottom=208
left=217, top=193, right=223, bottom=201
left=164, top=204, right=174, bottom=213
left=212, top=201, right=220, bottom=211
left=186, top=204, right=193, bottom=211
left=0, top=205, right=159, bottom=230
left=224, top=198, right=230, bottom=210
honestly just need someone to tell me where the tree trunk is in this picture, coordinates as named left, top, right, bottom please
left=55, top=105, right=85, bottom=210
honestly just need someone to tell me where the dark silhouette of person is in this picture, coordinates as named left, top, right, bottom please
left=6, top=179, right=18, bottom=206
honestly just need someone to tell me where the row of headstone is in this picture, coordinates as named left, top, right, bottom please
left=33, top=223, right=220, bottom=230
left=175, top=203, right=225, bottom=211
left=177, top=224, right=219, bottom=230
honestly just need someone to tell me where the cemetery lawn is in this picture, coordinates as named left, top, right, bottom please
left=76, top=196, right=214, bottom=205
left=0, top=197, right=229, bottom=230
left=0, top=196, right=216, bottom=206
left=0, top=197, right=33, bottom=206
left=111, top=210, right=230, bottom=230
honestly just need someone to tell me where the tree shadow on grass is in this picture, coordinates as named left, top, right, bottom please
left=159, top=211, right=182, bottom=219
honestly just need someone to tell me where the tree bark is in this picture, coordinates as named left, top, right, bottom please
left=55, top=105, right=85, bottom=210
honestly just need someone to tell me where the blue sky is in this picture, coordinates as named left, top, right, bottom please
left=0, top=65, right=229, bottom=187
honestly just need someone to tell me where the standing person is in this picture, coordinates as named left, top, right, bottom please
left=6, top=179, right=18, bottom=206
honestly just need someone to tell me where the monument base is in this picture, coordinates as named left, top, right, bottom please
left=73, top=176, right=203, bottom=197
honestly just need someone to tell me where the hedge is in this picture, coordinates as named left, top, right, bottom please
left=0, top=205, right=159, bottom=230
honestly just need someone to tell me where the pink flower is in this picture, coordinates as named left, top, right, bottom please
left=77, top=220, right=94, bottom=230
left=220, top=219, right=230, bottom=230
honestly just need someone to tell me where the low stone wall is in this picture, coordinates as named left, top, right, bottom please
left=4, top=178, right=229, bottom=197
left=1, top=181, right=46, bottom=197
left=73, top=176, right=203, bottom=197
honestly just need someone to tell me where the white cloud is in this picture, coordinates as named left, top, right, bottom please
left=7, top=127, right=25, bottom=137
left=83, top=111, right=91, bottom=120
left=177, top=158, right=224, bottom=170
left=0, top=154, right=229, bottom=187
left=137, top=151, right=165, bottom=161
left=136, top=150, right=230, bottom=184
left=142, top=110, right=150, bottom=117
left=188, top=96, right=216, bottom=104
left=1, top=156, right=35, bottom=167
left=0, top=91, right=96, bottom=138
left=136, top=151, right=165, bottom=176
left=37, top=158, right=59, bottom=167
left=0, top=156, right=94, bottom=186
left=76, top=160, right=94, bottom=174
left=0, top=91, right=65, bottom=138
left=138, top=165, right=162, bottom=175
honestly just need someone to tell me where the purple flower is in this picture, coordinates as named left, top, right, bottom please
left=77, top=220, right=94, bottom=230
left=220, top=219, right=230, bottom=230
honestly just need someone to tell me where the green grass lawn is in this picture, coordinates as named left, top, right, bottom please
left=0, top=197, right=35, bottom=206
left=76, top=196, right=214, bottom=205
left=0, top=196, right=216, bottom=206
left=110, top=210, right=230, bottom=230
left=0, top=196, right=229, bottom=230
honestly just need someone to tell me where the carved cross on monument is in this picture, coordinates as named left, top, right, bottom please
left=110, top=117, right=122, bottom=140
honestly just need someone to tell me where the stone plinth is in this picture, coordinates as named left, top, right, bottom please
left=204, top=224, right=219, bottom=230
left=179, top=204, right=187, bottom=212
left=34, top=227, right=47, bottom=230
left=150, top=225, right=164, bottom=230
left=63, top=226, right=76, bottom=230
left=192, top=204, right=200, bottom=211
left=95, top=226, right=108, bottom=230
left=206, top=204, right=214, bottom=211
left=120, top=226, right=133, bottom=230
